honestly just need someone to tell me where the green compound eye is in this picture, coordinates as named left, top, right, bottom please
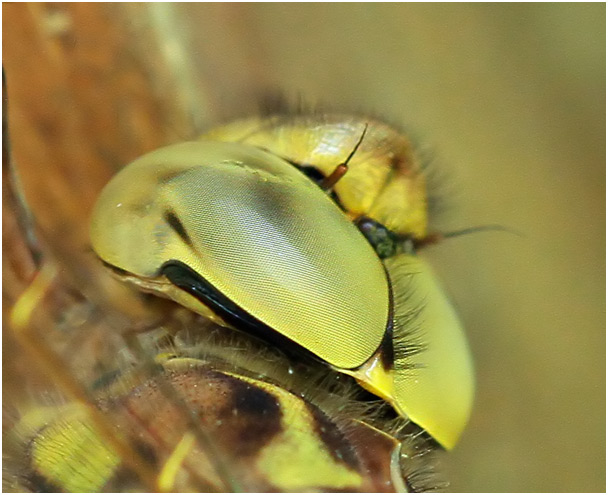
left=90, top=141, right=389, bottom=370
left=90, top=138, right=474, bottom=450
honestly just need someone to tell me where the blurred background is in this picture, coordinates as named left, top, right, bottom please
left=3, top=3, right=605, bottom=492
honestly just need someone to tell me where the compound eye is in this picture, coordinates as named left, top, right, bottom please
left=90, top=138, right=474, bottom=450
left=386, top=254, right=474, bottom=450
left=203, top=116, right=429, bottom=240
left=90, top=141, right=390, bottom=371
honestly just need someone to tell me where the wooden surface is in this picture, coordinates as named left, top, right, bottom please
left=3, top=3, right=605, bottom=492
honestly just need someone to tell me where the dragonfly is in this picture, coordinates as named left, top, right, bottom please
left=3, top=67, right=472, bottom=491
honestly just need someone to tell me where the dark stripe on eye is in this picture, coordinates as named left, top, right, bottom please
left=160, top=260, right=327, bottom=365
left=161, top=260, right=395, bottom=373
left=164, top=211, right=193, bottom=247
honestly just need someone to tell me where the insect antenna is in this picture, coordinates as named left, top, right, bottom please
left=413, top=224, right=523, bottom=249
left=320, top=123, right=369, bottom=191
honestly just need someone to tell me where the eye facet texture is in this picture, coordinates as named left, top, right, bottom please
left=90, top=129, right=474, bottom=451
left=204, top=115, right=429, bottom=239
left=90, top=141, right=390, bottom=369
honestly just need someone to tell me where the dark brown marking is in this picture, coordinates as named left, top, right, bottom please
left=109, top=465, right=145, bottom=493
left=23, top=470, right=63, bottom=493
left=305, top=402, right=360, bottom=470
left=342, top=420, right=398, bottom=491
left=232, top=381, right=281, bottom=418
left=164, top=210, right=193, bottom=247
left=213, top=377, right=283, bottom=458
left=130, top=438, right=158, bottom=467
